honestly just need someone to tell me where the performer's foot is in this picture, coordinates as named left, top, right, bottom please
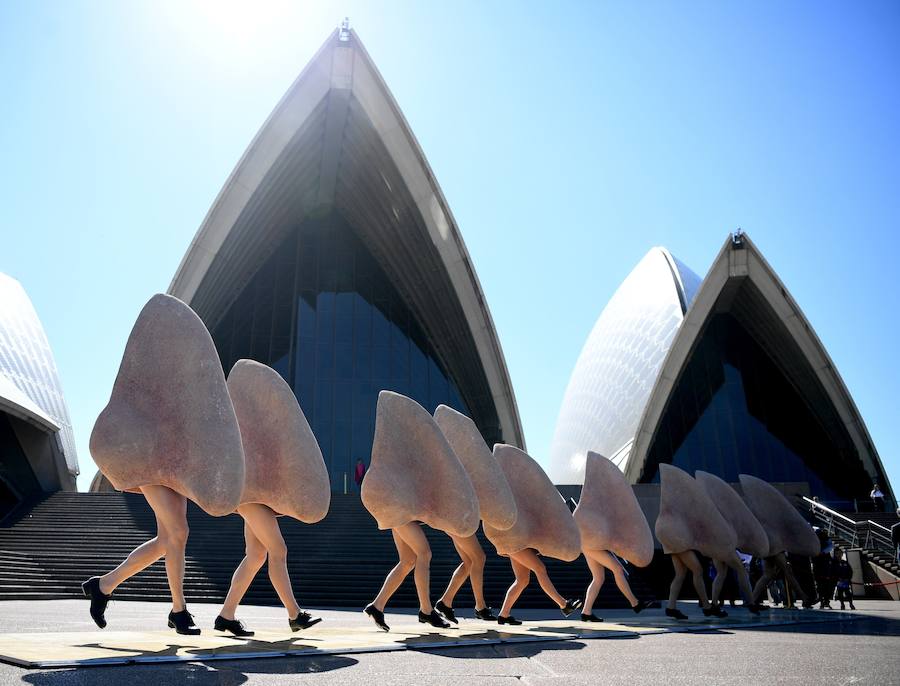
left=435, top=600, right=458, bottom=624
left=702, top=605, right=728, bottom=618
left=580, top=613, right=603, bottom=622
left=665, top=608, right=688, bottom=620
left=168, top=609, right=201, bottom=635
left=474, top=607, right=497, bottom=621
left=850, top=604, right=856, bottom=610
left=419, top=610, right=451, bottom=629
left=289, top=611, right=322, bottom=632
left=81, top=576, right=110, bottom=629
left=631, top=599, right=655, bottom=614
left=214, top=615, right=254, bottom=637
left=745, top=603, right=761, bottom=615
left=497, top=615, right=522, bottom=625
left=560, top=598, right=583, bottom=617
left=364, top=603, right=390, bottom=632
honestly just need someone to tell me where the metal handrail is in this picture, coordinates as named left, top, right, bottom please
left=866, top=520, right=892, bottom=535
left=804, top=497, right=896, bottom=558
left=802, top=497, right=857, bottom=525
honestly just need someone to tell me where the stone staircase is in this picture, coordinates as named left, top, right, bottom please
left=0, top=492, right=654, bottom=609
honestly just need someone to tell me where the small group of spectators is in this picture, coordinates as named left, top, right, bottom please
left=811, top=543, right=855, bottom=610
left=745, top=528, right=856, bottom=611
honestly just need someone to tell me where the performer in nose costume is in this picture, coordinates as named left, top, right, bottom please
left=361, top=392, right=480, bottom=632
left=573, top=452, right=656, bottom=621
left=654, top=464, right=734, bottom=619
left=739, top=474, right=821, bottom=607
left=432, top=405, right=518, bottom=623
left=485, top=445, right=583, bottom=625
left=695, top=471, right=765, bottom=614
left=214, top=360, right=331, bottom=636
left=83, top=294, right=245, bottom=635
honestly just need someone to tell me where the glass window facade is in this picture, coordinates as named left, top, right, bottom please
left=0, top=413, right=41, bottom=517
left=640, top=313, right=873, bottom=501
left=211, top=216, right=471, bottom=492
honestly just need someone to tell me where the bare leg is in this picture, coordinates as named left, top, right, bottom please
left=499, top=558, right=530, bottom=617
left=720, top=552, right=755, bottom=604
left=219, top=520, right=268, bottom=620
left=752, top=557, right=777, bottom=603
left=589, top=549, right=639, bottom=607
left=135, top=486, right=189, bottom=611
left=440, top=539, right=471, bottom=609
left=677, top=551, right=710, bottom=609
left=394, top=522, right=434, bottom=614
left=512, top=549, right=566, bottom=608
left=667, top=554, right=687, bottom=610
left=711, top=560, right=727, bottom=606
left=582, top=553, right=605, bottom=616
left=441, top=534, right=487, bottom=610
left=99, top=513, right=167, bottom=595
left=240, top=503, right=299, bottom=618
left=774, top=552, right=809, bottom=604
left=371, top=529, right=416, bottom=611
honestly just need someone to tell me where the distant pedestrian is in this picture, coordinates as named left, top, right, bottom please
left=833, top=548, right=855, bottom=611
left=354, top=458, right=367, bottom=490
left=871, top=483, right=885, bottom=512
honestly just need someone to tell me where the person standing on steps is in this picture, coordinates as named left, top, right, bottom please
left=82, top=294, right=246, bottom=636
left=214, top=360, right=330, bottom=636
left=483, top=444, right=583, bottom=625
left=432, top=405, right=519, bottom=623
left=354, top=459, right=367, bottom=492
left=871, top=483, right=886, bottom=512
left=361, top=392, right=480, bottom=632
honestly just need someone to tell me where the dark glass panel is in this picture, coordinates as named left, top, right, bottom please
left=641, top=313, right=871, bottom=501
left=207, top=214, right=493, bottom=492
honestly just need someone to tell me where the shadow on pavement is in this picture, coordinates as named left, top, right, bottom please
left=21, top=654, right=359, bottom=685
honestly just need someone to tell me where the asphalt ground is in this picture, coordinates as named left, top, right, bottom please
left=0, top=599, right=897, bottom=685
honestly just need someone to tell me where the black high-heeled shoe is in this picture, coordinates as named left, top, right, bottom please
left=744, top=603, right=761, bottom=615
left=364, top=603, right=390, bottom=632
left=665, top=608, right=688, bottom=620
left=289, top=610, right=322, bottom=632
left=580, top=613, right=603, bottom=622
left=703, top=605, right=728, bottom=618
left=435, top=600, right=458, bottom=624
left=81, top=576, right=110, bottom=629
left=168, top=609, right=201, bottom=635
left=497, top=615, right=522, bottom=625
left=560, top=598, right=583, bottom=617
left=214, top=615, right=254, bottom=637
left=474, top=607, right=497, bottom=621
left=419, top=610, right=451, bottom=629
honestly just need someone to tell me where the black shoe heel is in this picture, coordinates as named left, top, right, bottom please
left=419, top=610, right=451, bottom=629
left=435, top=600, right=458, bottom=624
left=168, top=609, right=201, bottom=635
left=82, top=576, right=110, bottom=629
left=364, top=603, right=390, bottom=632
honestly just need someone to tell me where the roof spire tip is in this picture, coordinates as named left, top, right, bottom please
left=339, top=17, right=351, bottom=42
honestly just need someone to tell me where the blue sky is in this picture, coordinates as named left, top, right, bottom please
left=2, top=1, right=898, bottom=494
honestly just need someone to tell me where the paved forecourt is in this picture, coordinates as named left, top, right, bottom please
left=0, top=601, right=859, bottom=669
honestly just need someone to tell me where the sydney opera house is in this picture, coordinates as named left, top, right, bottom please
left=550, top=232, right=893, bottom=505
left=167, top=28, right=523, bottom=492
left=0, top=273, right=78, bottom=516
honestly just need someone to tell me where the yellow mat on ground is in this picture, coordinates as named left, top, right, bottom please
left=0, top=610, right=856, bottom=669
